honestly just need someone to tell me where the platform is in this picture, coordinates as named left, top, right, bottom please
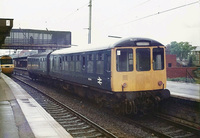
left=167, top=81, right=200, bottom=102
left=0, top=73, right=72, bottom=138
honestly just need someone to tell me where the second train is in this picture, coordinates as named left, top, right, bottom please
left=0, top=55, right=14, bottom=75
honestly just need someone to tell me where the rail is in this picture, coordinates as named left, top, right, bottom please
left=12, top=75, right=117, bottom=138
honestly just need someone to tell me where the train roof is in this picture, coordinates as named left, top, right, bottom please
left=112, top=37, right=164, bottom=47
left=28, top=51, right=52, bottom=58
left=51, top=37, right=164, bottom=55
left=0, top=55, right=12, bottom=59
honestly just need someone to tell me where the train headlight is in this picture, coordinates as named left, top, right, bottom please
left=158, top=81, right=163, bottom=86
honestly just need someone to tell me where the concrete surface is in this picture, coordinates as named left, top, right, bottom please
left=167, top=81, right=200, bottom=101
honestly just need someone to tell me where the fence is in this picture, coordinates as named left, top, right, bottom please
left=167, top=67, right=197, bottom=83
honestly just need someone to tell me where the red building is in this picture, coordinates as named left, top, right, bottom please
left=166, top=54, right=177, bottom=68
left=166, top=54, right=197, bottom=78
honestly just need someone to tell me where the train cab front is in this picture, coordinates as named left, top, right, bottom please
left=110, top=38, right=170, bottom=114
left=0, top=55, right=14, bottom=75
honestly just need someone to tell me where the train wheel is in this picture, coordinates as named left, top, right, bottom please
left=124, top=100, right=133, bottom=115
left=132, top=101, right=138, bottom=114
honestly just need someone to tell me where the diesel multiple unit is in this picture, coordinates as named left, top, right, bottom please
left=27, top=37, right=170, bottom=114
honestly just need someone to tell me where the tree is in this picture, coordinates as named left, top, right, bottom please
left=168, top=41, right=196, bottom=61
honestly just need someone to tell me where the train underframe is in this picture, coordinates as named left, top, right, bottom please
left=63, top=83, right=170, bottom=115
left=29, top=72, right=170, bottom=115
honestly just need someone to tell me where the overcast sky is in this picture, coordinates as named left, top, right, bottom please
left=1, top=0, right=200, bottom=52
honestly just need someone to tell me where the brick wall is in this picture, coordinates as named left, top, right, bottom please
left=166, top=54, right=177, bottom=67
left=167, top=67, right=197, bottom=78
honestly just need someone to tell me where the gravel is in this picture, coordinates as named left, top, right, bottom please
left=15, top=77, right=156, bottom=138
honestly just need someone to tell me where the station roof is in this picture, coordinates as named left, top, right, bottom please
left=0, top=18, right=13, bottom=46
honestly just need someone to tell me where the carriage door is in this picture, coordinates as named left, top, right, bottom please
left=111, top=48, right=134, bottom=92
left=135, top=48, right=152, bottom=91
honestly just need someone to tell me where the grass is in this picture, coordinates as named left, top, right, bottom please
left=167, top=77, right=199, bottom=84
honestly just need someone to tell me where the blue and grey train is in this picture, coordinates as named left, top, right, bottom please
left=27, top=37, right=170, bottom=114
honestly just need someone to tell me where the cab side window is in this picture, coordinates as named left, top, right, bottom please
left=116, top=49, right=133, bottom=72
left=153, top=48, right=164, bottom=70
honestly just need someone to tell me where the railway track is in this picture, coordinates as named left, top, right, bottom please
left=12, top=75, right=117, bottom=138
left=13, top=69, right=200, bottom=137
left=126, top=115, right=200, bottom=138
left=155, top=113, right=200, bottom=133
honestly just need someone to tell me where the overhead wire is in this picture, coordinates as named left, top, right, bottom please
left=61, top=0, right=96, bottom=21
left=64, top=3, right=88, bottom=18
left=119, top=1, right=200, bottom=26
left=49, top=0, right=95, bottom=28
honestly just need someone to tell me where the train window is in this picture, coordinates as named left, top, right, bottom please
left=0, top=59, right=13, bottom=64
left=53, top=56, right=57, bottom=70
left=116, top=49, right=133, bottom=72
left=96, top=61, right=104, bottom=74
left=136, top=48, right=150, bottom=71
left=96, top=53, right=104, bottom=74
left=59, top=57, right=62, bottom=63
left=76, top=55, right=80, bottom=61
left=96, top=53, right=104, bottom=60
left=82, top=56, right=86, bottom=70
left=107, top=55, right=111, bottom=72
left=52, top=57, right=54, bottom=67
left=87, top=61, right=93, bottom=73
left=70, top=61, right=74, bottom=71
left=99, top=53, right=104, bottom=60
left=76, top=61, right=81, bottom=72
left=70, top=56, right=74, bottom=61
left=153, top=48, right=164, bottom=70
left=88, top=54, right=93, bottom=60
left=65, top=56, right=68, bottom=61
left=96, top=54, right=98, bottom=60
